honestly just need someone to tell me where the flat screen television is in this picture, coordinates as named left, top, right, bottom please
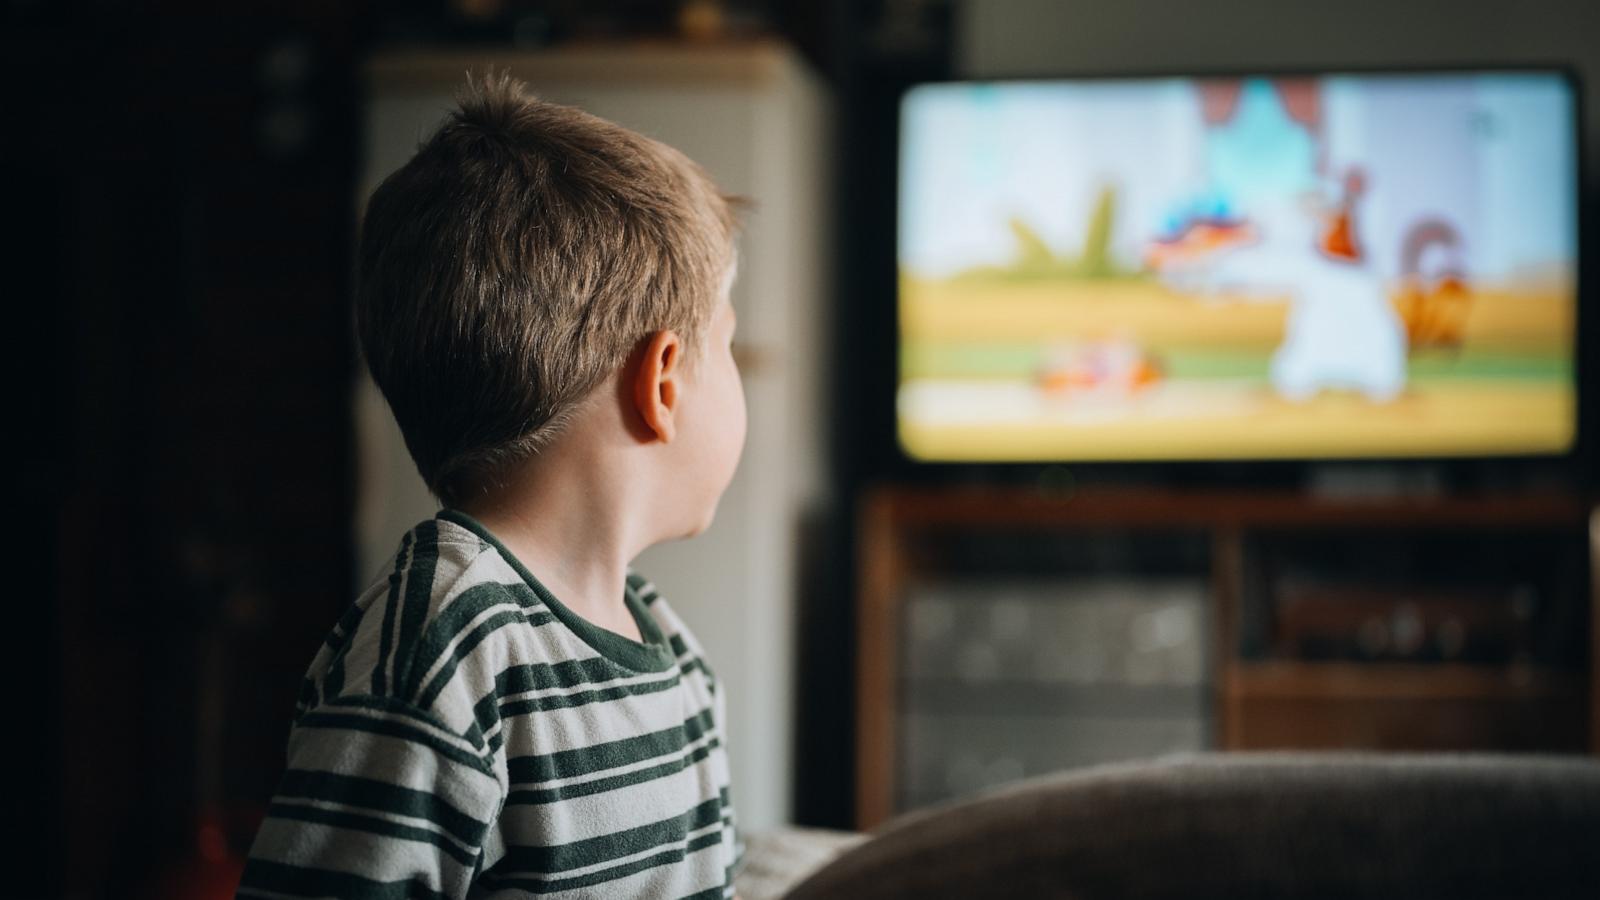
left=896, top=70, right=1581, bottom=465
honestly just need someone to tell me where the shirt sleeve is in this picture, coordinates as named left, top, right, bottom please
left=238, top=694, right=505, bottom=900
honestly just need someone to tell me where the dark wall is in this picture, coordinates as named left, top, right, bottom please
left=4, top=5, right=365, bottom=897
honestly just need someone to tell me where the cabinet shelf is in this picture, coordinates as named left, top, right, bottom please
left=1225, top=661, right=1584, bottom=701
left=1221, top=660, right=1588, bottom=752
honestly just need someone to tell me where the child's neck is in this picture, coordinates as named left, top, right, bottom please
left=458, top=435, right=651, bottom=644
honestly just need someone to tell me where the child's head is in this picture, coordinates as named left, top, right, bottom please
left=357, top=73, right=743, bottom=510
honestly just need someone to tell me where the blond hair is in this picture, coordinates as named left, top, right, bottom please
left=357, top=73, right=741, bottom=506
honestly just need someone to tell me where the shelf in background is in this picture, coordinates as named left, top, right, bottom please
left=872, top=486, right=1590, bottom=529
left=1225, top=661, right=1584, bottom=701
left=1223, top=661, right=1588, bottom=752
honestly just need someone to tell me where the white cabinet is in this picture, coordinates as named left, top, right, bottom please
left=356, top=41, right=832, bottom=830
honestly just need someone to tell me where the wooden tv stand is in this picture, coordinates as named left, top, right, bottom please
left=854, top=484, right=1597, bottom=828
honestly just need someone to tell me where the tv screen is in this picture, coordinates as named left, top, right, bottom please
left=897, top=71, right=1579, bottom=463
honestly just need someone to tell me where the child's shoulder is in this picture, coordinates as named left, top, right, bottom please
left=296, top=515, right=547, bottom=720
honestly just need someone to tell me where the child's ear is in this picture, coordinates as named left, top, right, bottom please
left=632, top=330, right=682, bottom=443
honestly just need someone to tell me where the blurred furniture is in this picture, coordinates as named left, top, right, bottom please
left=791, top=752, right=1600, bottom=899
left=856, top=485, right=1595, bottom=828
left=359, top=39, right=831, bottom=830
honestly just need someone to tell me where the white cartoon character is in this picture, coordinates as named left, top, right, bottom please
left=1153, top=170, right=1407, bottom=402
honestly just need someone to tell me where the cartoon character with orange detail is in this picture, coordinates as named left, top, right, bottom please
left=1145, top=194, right=1258, bottom=272
left=1392, top=219, right=1472, bottom=351
left=1036, top=336, right=1164, bottom=398
left=1151, top=168, right=1409, bottom=402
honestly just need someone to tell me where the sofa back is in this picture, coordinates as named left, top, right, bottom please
left=786, top=753, right=1600, bottom=899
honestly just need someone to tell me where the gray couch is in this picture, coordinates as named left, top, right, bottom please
left=751, top=753, right=1600, bottom=899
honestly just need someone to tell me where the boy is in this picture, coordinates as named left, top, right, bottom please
left=240, top=73, right=746, bottom=899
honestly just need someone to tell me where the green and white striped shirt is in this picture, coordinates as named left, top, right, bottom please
left=240, top=510, right=740, bottom=899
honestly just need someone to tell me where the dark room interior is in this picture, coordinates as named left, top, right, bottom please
left=6, top=1, right=1600, bottom=898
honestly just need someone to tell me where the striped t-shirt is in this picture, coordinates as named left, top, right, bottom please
left=240, top=510, right=740, bottom=899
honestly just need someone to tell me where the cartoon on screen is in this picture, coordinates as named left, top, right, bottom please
left=897, top=73, right=1576, bottom=460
